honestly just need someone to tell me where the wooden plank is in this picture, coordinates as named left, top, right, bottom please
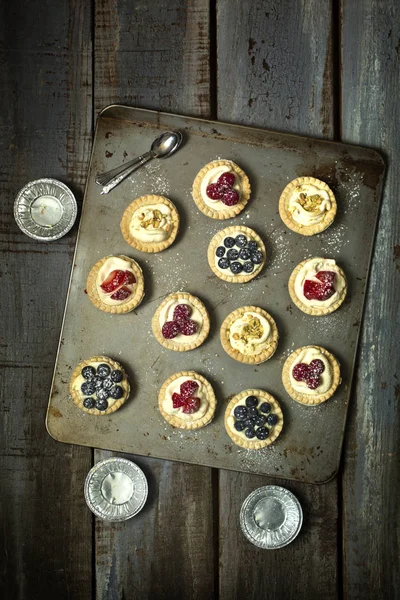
left=0, top=0, right=93, bottom=598
left=93, top=2, right=215, bottom=599
left=217, top=2, right=339, bottom=598
left=340, top=1, right=400, bottom=598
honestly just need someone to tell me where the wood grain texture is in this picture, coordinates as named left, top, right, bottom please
left=0, top=1, right=93, bottom=598
left=217, top=2, right=339, bottom=598
left=341, top=1, right=400, bottom=598
left=94, top=2, right=214, bottom=599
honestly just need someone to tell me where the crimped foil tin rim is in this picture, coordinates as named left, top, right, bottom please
left=240, top=485, right=303, bottom=549
left=14, top=178, right=77, bottom=241
left=84, top=457, right=148, bottom=522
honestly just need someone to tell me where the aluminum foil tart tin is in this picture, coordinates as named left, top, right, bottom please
left=14, top=178, right=77, bottom=241
left=84, top=457, right=148, bottom=521
left=240, top=485, right=303, bottom=549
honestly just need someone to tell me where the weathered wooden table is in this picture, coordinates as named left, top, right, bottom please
left=1, top=2, right=399, bottom=598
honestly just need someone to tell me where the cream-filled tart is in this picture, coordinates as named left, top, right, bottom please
left=120, top=195, right=179, bottom=252
left=208, top=226, right=266, bottom=283
left=225, top=389, right=283, bottom=449
left=220, top=306, right=278, bottom=364
left=86, top=255, right=145, bottom=314
left=288, top=257, right=347, bottom=316
left=152, top=292, right=210, bottom=352
left=70, top=356, right=130, bottom=415
left=192, top=160, right=251, bottom=219
left=282, top=345, right=341, bottom=405
left=158, top=371, right=216, bottom=430
left=279, top=176, right=337, bottom=236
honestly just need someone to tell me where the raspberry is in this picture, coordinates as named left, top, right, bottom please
left=221, top=189, right=239, bottom=206
left=217, top=172, right=236, bottom=187
left=172, top=393, right=184, bottom=408
left=315, top=270, right=336, bottom=285
left=179, top=319, right=198, bottom=336
left=309, top=359, right=325, bottom=375
left=122, top=270, right=136, bottom=285
left=306, top=375, right=321, bottom=390
left=162, top=321, right=180, bottom=339
left=292, top=363, right=309, bottom=381
left=180, top=380, right=199, bottom=400
left=173, top=304, right=192, bottom=323
left=206, top=183, right=224, bottom=200
left=303, top=279, right=335, bottom=301
left=182, top=397, right=201, bottom=414
left=110, top=286, right=131, bottom=301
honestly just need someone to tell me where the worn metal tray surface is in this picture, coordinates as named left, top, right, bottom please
left=46, top=106, right=385, bottom=483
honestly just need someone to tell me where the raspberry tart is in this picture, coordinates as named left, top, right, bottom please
left=220, top=306, right=278, bottom=364
left=152, top=292, right=210, bottom=352
left=192, top=160, right=251, bottom=219
left=70, top=356, right=130, bottom=415
left=120, top=195, right=179, bottom=253
left=158, top=371, right=216, bottom=430
left=279, top=176, right=337, bottom=236
left=208, top=226, right=266, bottom=283
left=288, top=257, right=347, bottom=316
left=282, top=345, right=341, bottom=405
left=225, top=389, right=283, bottom=449
left=86, top=255, right=145, bottom=314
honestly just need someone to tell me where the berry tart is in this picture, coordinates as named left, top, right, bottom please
left=288, top=257, right=347, bottom=316
left=86, top=255, right=145, bottom=314
left=152, top=292, right=210, bottom=352
left=282, top=345, right=341, bottom=405
left=208, top=226, right=266, bottom=283
left=225, top=390, right=283, bottom=449
left=279, top=176, right=337, bottom=236
left=158, top=371, right=216, bottom=430
left=220, top=306, right=278, bottom=364
left=120, top=195, right=179, bottom=253
left=70, top=356, right=130, bottom=415
left=192, top=160, right=251, bottom=219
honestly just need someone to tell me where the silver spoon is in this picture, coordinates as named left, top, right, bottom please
left=96, top=130, right=183, bottom=194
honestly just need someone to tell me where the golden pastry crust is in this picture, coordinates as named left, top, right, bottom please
left=70, top=356, right=130, bottom=415
left=207, top=226, right=266, bottom=283
left=158, top=371, right=216, bottom=430
left=282, top=345, right=341, bottom=405
left=86, top=255, right=145, bottom=314
left=152, top=292, right=210, bottom=352
left=288, top=258, right=347, bottom=316
left=224, top=389, right=283, bottom=449
left=120, top=195, right=179, bottom=253
left=220, top=306, right=278, bottom=364
left=192, top=160, right=251, bottom=219
left=279, top=176, right=337, bottom=236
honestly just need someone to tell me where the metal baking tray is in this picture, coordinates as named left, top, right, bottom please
left=46, top=105, right=385, bottom=483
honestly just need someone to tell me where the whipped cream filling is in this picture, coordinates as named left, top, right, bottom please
left=200, top=164, right=241, bottom=210
left=215, top=236, right=263, bottom=275
left=96, top=257, right=136, bottom=306
left=288, top=184, right=331, bottom=226
left=289, top=347, right=332, bottom=395
left=129, top=203, right=172, bottom=243
left=229, top=311, right=271, bottom=356
left=73, top=361, right=127, bottom=408
left=227, top=397, right=279, bottom=441
left=159, top=299, right=202, bottom=344
left=163, top=376, right=208, bottom=422
left=294, top=257, right=346, bottom=308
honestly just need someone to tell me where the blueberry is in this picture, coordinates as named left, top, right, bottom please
left=218, top=257, right=230, bottom=270
left=103, top=377, right=113, bottom=391
left=260, top=402, right=271, bottom=414
left=95, top=398, right=108, bottom=411
left=256, top=427, right=269, bottom=440
left=82, top=366, right=96, bottom=380
left=97, top=363, right=111, bottom=378
left=239, top=247, right=252, bottom=261
left=251, top=250, right=264, bottom=265
left=242, top=262, right=254, bottom=274
left=81, top=381, right=96, bottom=396
left=93, top=376, right=104, bottom=390
left=216, top=246, right=226, bottom=258
left=244, top=416, right=257, bottom=427
left=234, top=405, right=248, bottom=420
left=235, top=234, right=247, bottom=248
left=110, top=370, right=123, bottom=383
left=83, top=397, right=95, bottom=409
left=224, top=237, right=236, bottom=248
left=234, top=420, right=246, bottom=432
left=245, top=395, right=258, bottom=408
left=247, top=240, right=258, bottom=252
left=97, top=388, right=109, bottom=401
left=245, top=427, right=256, bottom=439
left=267, top=413, right=278, bottom=426
left=247, top=406, right=259, bottom=417
left=255, top=414, right=267, bottom=427
left=226, top=248, right=239, bottom=261
left=109, top=385, right=123, bottom=400
left=230, top=261, right=243, bottom=275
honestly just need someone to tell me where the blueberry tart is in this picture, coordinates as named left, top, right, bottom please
left=282, top=345, right=341, bottom=405
left=192, top=160, right=251, bottom=219
left=208, top=226, right=266, bottom=283
left=225, top=389, right=283, bottom=449
left=70, top=356, right=130, bottom=415
left=120, top=195, right=179, bottom=253
left=158, top=371, right=216, bottom=430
